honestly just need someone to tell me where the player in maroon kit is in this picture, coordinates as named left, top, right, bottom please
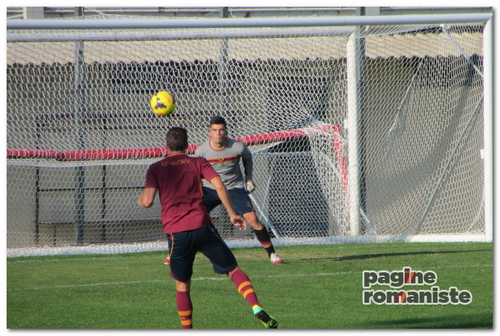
left=138, top=127, right=277, bottom=329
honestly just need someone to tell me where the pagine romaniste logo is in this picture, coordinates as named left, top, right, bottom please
left=362, top=267, right=472, bottom=305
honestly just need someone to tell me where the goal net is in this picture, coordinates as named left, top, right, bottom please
left=6, top=15, right=490, bottom=257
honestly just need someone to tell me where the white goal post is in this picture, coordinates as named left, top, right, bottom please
left=6, top=13, right=493, bottom=257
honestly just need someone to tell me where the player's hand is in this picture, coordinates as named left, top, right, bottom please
left=246, top=181, right=255, bottom=194
left=230, top=215, right=247, bottom=230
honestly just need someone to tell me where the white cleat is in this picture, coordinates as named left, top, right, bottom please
left=270, top=253, right=283, bottom=264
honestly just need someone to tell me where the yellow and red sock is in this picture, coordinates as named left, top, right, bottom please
left=230, top=268, right=261, bottom=308
left=176, top=290, right=193, bottom=329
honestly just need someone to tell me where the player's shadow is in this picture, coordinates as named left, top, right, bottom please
left=299, top=249, right=491, bottom=262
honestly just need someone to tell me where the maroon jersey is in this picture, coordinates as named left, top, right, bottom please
left=144, top=153, right=219, bottom=234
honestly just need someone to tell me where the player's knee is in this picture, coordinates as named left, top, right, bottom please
left=227, top=266, right=241, bottom=279
left=243, top=212, right=262, bottom=229
left=176, top=280, right=191, bottom=292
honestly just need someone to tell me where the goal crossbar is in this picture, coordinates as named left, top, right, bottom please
left=7, top=13, right=492, bottom=30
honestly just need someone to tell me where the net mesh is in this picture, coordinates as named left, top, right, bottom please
left=7, top=18, right=486, bottom=256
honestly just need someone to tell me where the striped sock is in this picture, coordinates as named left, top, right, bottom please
left=176, top=290, right=193, bottom=329
left=230, top=269, right=261, bottom=310
left=254, top=227, right=275, bottom=257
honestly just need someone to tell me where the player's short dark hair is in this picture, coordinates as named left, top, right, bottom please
left=209, top=115, right=227, bottom=128
left=166, top=127, right=188, bottom=151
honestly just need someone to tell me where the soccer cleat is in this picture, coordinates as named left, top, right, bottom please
left=164, top=257, right=170, bottom=265
left=270, top=253, right=283, bottom=264
left=255, top=309, right=278, bottom=329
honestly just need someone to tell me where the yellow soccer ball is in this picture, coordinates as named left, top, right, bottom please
left=150, top=91, right=176, bottom=117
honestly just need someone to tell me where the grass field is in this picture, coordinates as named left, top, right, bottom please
left=7, top=242, right=493, bottom=329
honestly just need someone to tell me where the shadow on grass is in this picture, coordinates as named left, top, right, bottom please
left=299, top=249, right=492, bottom=262
left=360, top=313, right=493, bottom=329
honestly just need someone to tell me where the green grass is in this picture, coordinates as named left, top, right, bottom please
left=7, top=242, right=493, bottom=329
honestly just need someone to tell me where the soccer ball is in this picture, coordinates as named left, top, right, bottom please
left=150, top=91, right=176, bottom=117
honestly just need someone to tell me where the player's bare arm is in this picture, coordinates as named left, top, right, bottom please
left=210, top=175, right=246, bottom=230
left=138, top=187, right=156, bottom=208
